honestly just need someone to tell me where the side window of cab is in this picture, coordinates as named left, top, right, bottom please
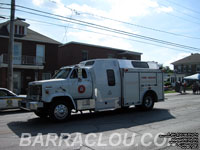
left=70, top=69, right=87, bottom=79
left=70, top=69, right=78, bottom=79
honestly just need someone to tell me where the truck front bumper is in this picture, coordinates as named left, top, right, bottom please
left=19, top=100, right=44, bottom=111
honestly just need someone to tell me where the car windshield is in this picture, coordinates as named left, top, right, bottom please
left=52, top=68, right=72, bottom=79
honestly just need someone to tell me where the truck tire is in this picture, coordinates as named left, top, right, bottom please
left=135, top=94, right=154, bottom=111
left=34, top=110, right=48, bottom=119
left=49, top=101, right=71, bottom=122
left=142, top=94, right=154, bottom=110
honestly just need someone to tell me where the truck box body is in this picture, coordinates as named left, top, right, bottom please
left=78, top=59, right=164, bottom=111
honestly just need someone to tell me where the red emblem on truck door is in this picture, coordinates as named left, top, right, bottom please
left=78, top=85, right=86, bottom=93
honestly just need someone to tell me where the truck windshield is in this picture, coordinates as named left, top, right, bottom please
left=53, top=68, right=72, bottom=79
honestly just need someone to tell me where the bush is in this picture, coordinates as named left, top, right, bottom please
left=164, top=81, right=171, bottom=86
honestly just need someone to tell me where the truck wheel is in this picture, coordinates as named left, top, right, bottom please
left=142, top=94, right=154, bottom=110
left=34, top=111, right=48, bottom=118
left=49, top=101, right=71, bottom=122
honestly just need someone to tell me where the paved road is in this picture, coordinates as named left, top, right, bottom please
left=0, top=92, right=200, bottom=150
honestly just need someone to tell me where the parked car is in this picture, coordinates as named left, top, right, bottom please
left=0, top=88, right=26, bottom=110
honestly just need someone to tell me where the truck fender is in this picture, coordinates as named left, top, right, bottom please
left=49, top=93, right=77, bottom=110
left=142, top=90, right=158, bottom=102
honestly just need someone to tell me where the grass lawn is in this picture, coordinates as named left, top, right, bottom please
left=164, top=90, right=176, bottom=94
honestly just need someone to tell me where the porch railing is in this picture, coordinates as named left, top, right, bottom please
left=0, top=53, right=44, bottom=66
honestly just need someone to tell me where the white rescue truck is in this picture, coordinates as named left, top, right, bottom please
left=20, top=59, right=164, bottom=122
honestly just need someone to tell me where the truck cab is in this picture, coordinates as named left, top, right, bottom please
left=20, top=59, right=164, bottom=122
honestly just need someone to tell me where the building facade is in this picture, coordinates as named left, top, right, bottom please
left=170, top=53, right=200, bottom=85
left=0, top=20, right=142, bottom=94
left=0, top=20, right=60, bottom=94
left=172, top=53, right=200, bottom=75
left=58, top=42, right=142, bottom=68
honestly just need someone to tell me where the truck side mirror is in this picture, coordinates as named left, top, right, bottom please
left=78, top=68, right=82, bottom=82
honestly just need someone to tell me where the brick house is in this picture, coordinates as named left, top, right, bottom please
left=0, top=20, right=142, bottom=94
left=0, top=20, right=61, bottom=94
left=58, top=42, right=142, bottom=68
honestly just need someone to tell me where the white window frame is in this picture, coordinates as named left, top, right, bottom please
left=36, top=44, right=45, bottom=65
left=177, top=65, right=181, bottom=73
left=196, top=64, right=200, bottom=72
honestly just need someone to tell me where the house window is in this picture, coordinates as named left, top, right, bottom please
left=196, top=64, right=200, bottom=72
left=177, top=65, right=181, bottom=73
left=188, top=65, right=192, bottom=72
left=106, top=69, right=115, bottom=86
left=36, top=44, right=45, bottom=65
left=82, top=51, right=88, bottom=61
left=14, top=25, right=25, bottom=35
left=42, top=73, right=51, bottom=80
left=183, top=65, right=186, bottom=73
left=13, top=42, right=22, bottom=65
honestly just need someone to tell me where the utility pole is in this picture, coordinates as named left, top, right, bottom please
left=7, top=0, right=15, bottom=91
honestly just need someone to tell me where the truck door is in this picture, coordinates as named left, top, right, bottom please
left=94, top=61, right=121, bottom=110
left=123, top=72, right=139, bottom=106
left=68, top=68, right=92, bottom=99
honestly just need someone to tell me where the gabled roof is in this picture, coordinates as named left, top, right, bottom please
left=0, top=20, right=61, bottom=45
left=60, top=41, right=142, bottom=56
left=171, top=53, right=200, bottom=65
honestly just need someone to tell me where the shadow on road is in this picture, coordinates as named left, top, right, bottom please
left=7, top=108, right=175, bottom=137
left=0, top=109, right=29, bottom=116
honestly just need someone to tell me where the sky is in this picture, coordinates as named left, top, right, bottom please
left=0, top=0, right=200, bottom=69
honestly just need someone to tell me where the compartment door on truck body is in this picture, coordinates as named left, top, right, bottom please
left=140, top=72, right=158, bottom=101
left=93, top=60, right=121, bottom=110
left=68, top=68, right=92, bottom=99
left=123, top=71, right=140, bottom=106
left=156, top=72, right=164, bottom=100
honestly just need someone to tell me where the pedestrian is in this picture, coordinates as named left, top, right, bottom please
left=193, top=82, right=199, bottom=94
left=197, top=81, right=200, bottom=94
left=192, top=82, right=196, bottom=94
left=183, top=81, right=187, bottom=93
left=175, top=81, right=180, bottom=93
left=179, top=81, right=183, bottom=94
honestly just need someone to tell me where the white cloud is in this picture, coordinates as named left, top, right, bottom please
left=163, top=52, right=190, bottom=68
left=107, top=0, right=159, bottom=21
left=32, top=0, right=45, bottom=6
left=32, top=0, right=177, bottom=66
left=155, top=6, right=173, bottom=13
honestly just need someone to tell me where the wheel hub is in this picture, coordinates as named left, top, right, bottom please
left=54, top=104, right=68, bottom=119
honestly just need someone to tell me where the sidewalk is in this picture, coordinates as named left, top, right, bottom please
left=165, top=90, right=193, bottom=96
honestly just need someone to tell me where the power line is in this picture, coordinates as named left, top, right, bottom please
left=159, top=2, right=200, bottom=21
left=0, top=4, right=200, bottom=52
left=13, top=5, right=200, bottom=51
left=164, top=0, right=200, bottom=15
left=47, top=0, right=200, bottom=40
left=157, top=2, right=200, bottom=25
left=11, top=15, right=193, bottom=53
left=1, top=2, right=200, bottom=40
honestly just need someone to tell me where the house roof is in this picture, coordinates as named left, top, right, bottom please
left=171, top=53, right=200, bottom=65
left=60, top=41, right=142, bottom=56
left=0, top=20, right=61, bottom=45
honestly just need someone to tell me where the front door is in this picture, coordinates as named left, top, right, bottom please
left=13, top=72, right=21, bottom=94
left=68, top=68, right=92, bottom=99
